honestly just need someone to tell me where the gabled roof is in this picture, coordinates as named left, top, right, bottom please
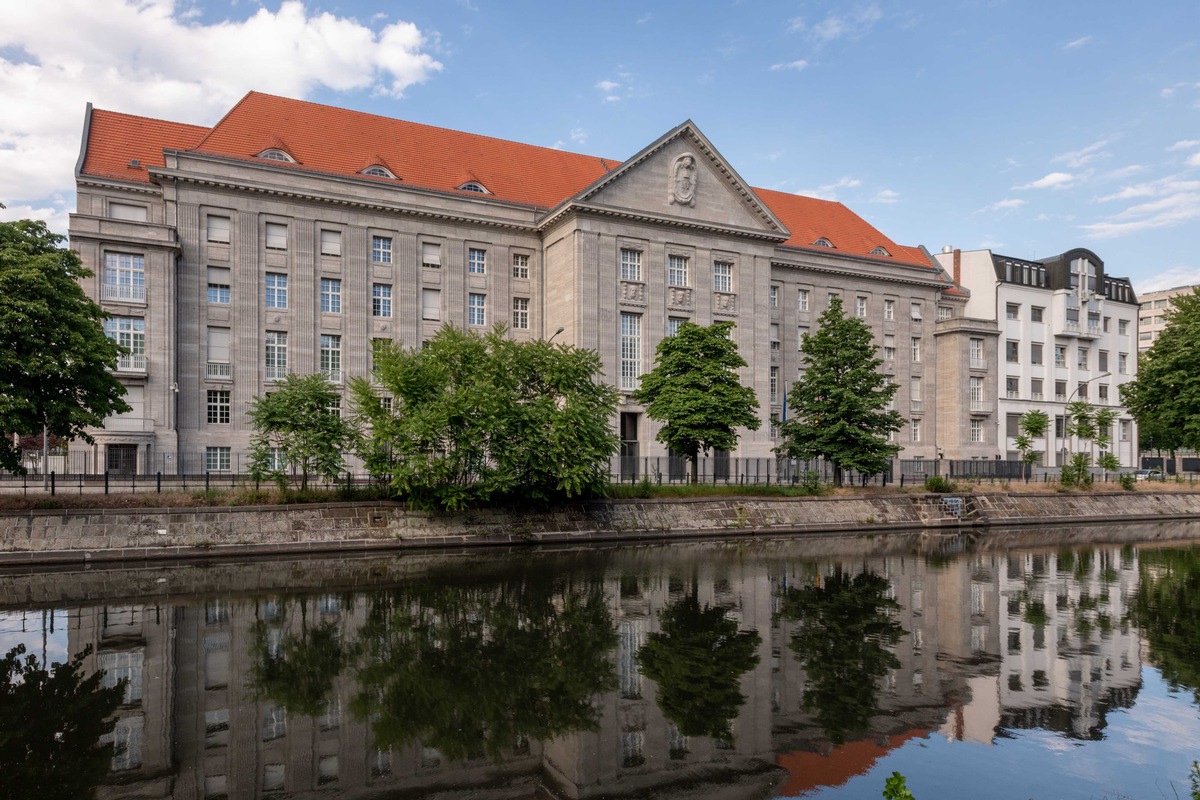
left=79, top=108, right=209, bottom=185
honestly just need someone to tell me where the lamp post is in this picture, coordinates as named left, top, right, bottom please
left=1058, top=371, right=1111, bottom=467
left=547, top=326, right=565, bottom=343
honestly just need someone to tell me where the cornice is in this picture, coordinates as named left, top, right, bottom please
left=537, top=201, right=789, bottom=243
left=77, top=177, right=163, bottom=196
left=770, top=253, right=951, bottom=290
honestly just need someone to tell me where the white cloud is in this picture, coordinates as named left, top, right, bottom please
left=0, top=201, right=72, bottom=237
left=976, top=237, right=1004, bottom=250
left=1167, top=140, right=1200, bottom=151
left=811, top=16, right=847, bottom=41
left=1053, top=139, right=1112, bottom=168
left=569, top=127, right=587, bottom=145
left=770, top=60, right=809, bottom=71
left=977, top=198, right=1026, bottom=213
left=1102, top=165, right=1145, bottom=181
left=1013, top=172, right=1075, bottom=190
left=635, top=13, right=653, bottom=24
left=1188, top=152, right=1200, bottom=168
left=871, top=188, right=899, bottom=204
left=808, top=4, right=881, bottom=42
left=595, top=79, right=620, bottom=93
left=1098, top=177, right=1200, bottom=202
left=1161, top=87, right=1176, bottom=98
left=795, top=176, right=861, bottom=201
left=1135, top=266, right=1200, bottom=294
left=1080, top=190, right=1200, bottom=238
left=1063, top=35, right=1092, bottom=50
left=0, top=0, right=441, bottom=210
left=786, top=16, right=805, bottom=32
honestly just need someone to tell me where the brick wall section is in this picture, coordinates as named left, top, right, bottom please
left=2, top=492, right=1200, bottom=565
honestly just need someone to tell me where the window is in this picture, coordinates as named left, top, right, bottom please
left=1076, top=381, right=1089, bottom=400
left=798, top=288, right=810, bottom=311
left=1118, top=319, right=1129, bottom=335
left=1031, top=378, right=1043, bottom=399
left=1099, top=350, right=1109, bottom=372
left=264, top=273, right=287, bottom=309
left=668, top=255, right=689, bottom=287
left=769, top=285, right=779, bottom=308
left=105, top=317, right=146, bottom=370
left=1077, top=347, right=1089, bottom=369
left=871, top=246, right=891, bottom=257
left=813, top=237, right=834, bottom=248
left=1006, top=303, right=1020, bottom=320
left=512, top=297, right=529, bottom=330
left=258, top=148, right=294, bottom=162
left=262, top=707, right=287, bottom=741
left=769, top=323, right=781, bottom=351
left=207, top=390, right=231, bottom=424
left=910, top=377, right=922, bottom=410
left=620, top=312, right=641, bottom=391
left=770, top=366, right=780, bottom=404
left=468, top=293, right=486, bottom=326
left=797, top=326, right=808, bottom=352
left=319, top=229, right=341, bottom=257
left=109, top=202, right=147, bottom=222
left=1118, top=353, right=1128, bottom=373
left=1099, top=384, right=1109, bottom=403
left=938, top=306, right=952, bottom=321
left=970, top=338, right=984, bottom=368
left=1054, top=345, right=1066, bottom=368
left=1056, top=380, right=1067, bottom=401
left=668, top=317, right=687, bottom=337
left=361, top=165, right=395, bottom=178
left=713, top=261, right=733, bottom=292
left=370, top=338, right=387, bottom=380
left=512, top=253, right=530, bottom=279
left=468, top=248, right=487, bottom=274
left=100, top=650, right=143, bottom=703
left=207, top=267, right=230, bottom=304
left=1031, top=343, right=1043, bottom=365
left=371, top=236, right=392, bottom=264
left=910, top=302, right=923, bottom=322
left=884, top=299, right=895, bottom=320
left=1103, top=316, right=1111, bottom=332
left=372, top=284, right=392, bottom=318
left=207, top=215, right=231, bottom=244
left=828, top=291, right=839, bottom=308
left=265, top=332, right=287, bottom=380
left=459, top=181, right=487, bottom=193
left=320, top=278, right=341, bottom=314
left=1006, top=377, right=1020, bottom=398
left=969, top=376, right=984, bottom=405
left=206, top=327, right=230, bottom=378
left=1120, top=420, right=1131, bottom=441
left=422, top=288, right=440, bottom=321
left=911, top=418, right=921, bottom=442
left=970, top=419, right=984, bottom=443
left=911, top=337, right=921, bottom=363
left=264, top=222, right=287, bottom=251
left=320, top=335, right=341, bottom=382
left=1139, top=331, right=1153, bottom=341
left=421, top=242, right=441, bottom=268
left=856, top=296, right=868, bottom=317
left=1006, top=340, right=1019, bottom=363
left=883, top=334, right=896, bottom=361
left=1031, top=306, right=1044, bottom=322
left=611, top=247, right=642, bottom=283
left=103, top=253, right=145, bottom=302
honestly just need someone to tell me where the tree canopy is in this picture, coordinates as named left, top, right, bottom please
left=0, top=218, right=128, bottom=473
left=775, top=297, right=903, bottom=483
left=353, top=325, right=618, bottom=509
left=631, top=321, right=760, bottom=483
left=1121, top=289, right=1200, bottom=454
left=247, top=373, right=354, bottom=490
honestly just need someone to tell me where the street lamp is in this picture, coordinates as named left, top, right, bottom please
left=1058, top=371, right=1111, bottom=466
left=548, top=326, right=565, bottom=342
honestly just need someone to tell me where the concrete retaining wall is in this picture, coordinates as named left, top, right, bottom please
left=1, top=491, right=1198, bottom=565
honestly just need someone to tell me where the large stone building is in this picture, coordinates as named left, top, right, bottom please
left=70, top=92, right=992, bottom=475
left=1137, top=284, right=1197, bottom=352
left=935, top=248, right=1139, bottom=468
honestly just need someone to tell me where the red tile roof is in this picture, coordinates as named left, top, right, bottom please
left=80, top=93, right=945, bottom=278
left=80, top=109, right=209, bottom=185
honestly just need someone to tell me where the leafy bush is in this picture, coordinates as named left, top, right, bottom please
left=883, top=771, right=916, bottom=800
left=1119, top=472, right=1136, bottom=491
left=799, top=470, right=824, bottom=496
left=924, top=475, right=956, bottom=493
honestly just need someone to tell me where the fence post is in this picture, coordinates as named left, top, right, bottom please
left=50, top=471, right=55, bottom=496
left=205, top=471, right=210, bottom=492
left=157, top=471, right=162, bottom=493
left=900, top=473, right=905, bottom=487
left=104, top=471, right=109, bottom=495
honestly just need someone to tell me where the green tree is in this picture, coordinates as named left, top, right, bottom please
left=631, top=321, right=760, bottom=483
left=777, top=570, right=904, bottom=744
left=1062, top=400, right=1117, bottom=486
left=353, top=326, right=618, bottom=509
left=1122, top=289, right=1200, bottom=455
left=0, top=644, right=125, bottom=800
left=1013, top=409, right=1050, bottom=481
left=776, top=297, right=903, bottom=485
left=247, top=373, right=354, bottom=490
left=0, top=218, right=129, bottom=474
left=636, top=588, right=761, bottom=741
left=1131, top=547, right=1200, bottom=704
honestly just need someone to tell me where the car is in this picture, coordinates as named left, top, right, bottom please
left=1134, top=468, right=1163, bottom=481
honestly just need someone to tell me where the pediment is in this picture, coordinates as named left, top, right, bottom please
left=560, top=121, right=789, bottom=239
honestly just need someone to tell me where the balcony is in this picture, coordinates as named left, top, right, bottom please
left=103, top=283, right=146, bottom=303
left=1032, top=392, right=1044, bottom=401
left=265, top=366, right=287, bottom=381
left=321, top=369, right=342, bottom=384
left=1055, top=393, right=1067, bottom=402
left=969, top=399, right=991, bottom=412
left=116, top=354, right=147, bottom=372
left=970, top=358, right=987, bottom=370
left=910, top=400, right=924, bottom=412
left=1006, top=391, right=1020, bottom=399
left=206, top=362, right=231, bottom=379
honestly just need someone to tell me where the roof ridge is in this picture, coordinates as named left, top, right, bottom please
left=190, top=90, right=259, bottom=151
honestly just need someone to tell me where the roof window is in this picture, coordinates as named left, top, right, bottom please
left=458, top=181, right=488, bottom=194
left=361, top=165, right=396, bottom=179
left=257, top=149, right=295, bottom=163
left=812, top=238, right=835, bottom=248
left=870, top=246, right=891, bottom=257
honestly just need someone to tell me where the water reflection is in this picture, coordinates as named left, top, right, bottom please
left=3, top=529, right=1200, bottom=799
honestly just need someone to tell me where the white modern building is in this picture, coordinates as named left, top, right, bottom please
left=935, top=248, right=1139, bottom=467
left=1137, top=284, right=1198, bottom=352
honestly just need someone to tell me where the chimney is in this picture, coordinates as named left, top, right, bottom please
left=953, top=249, right=961, bottom=286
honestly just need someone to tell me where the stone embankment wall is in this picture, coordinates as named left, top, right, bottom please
left=1, top=491, right=1198, bottom=565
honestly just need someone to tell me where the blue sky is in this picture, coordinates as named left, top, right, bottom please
left=2, top=0, right=1198, bottom=291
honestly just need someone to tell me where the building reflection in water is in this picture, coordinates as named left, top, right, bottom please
left=11, top=539, right=1160, bottom=799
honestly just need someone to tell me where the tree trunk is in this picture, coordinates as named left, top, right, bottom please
left=690, top=454, right=699, bottom=485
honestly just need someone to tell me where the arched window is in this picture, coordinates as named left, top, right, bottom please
left=812, top=237, right=835, bottom=248
left=257, top=149, right=295, bottom=163
left=870, top=246, right=891, bottom=257
left=361, top=165, right=396, bottom=178
left=458, top=181, right=488, bottom=193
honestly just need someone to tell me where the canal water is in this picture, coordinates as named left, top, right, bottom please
left=2, top=523, right=1199, bottom=799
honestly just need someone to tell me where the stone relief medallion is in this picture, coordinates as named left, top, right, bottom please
left=669, top=153, right=697, bottom=206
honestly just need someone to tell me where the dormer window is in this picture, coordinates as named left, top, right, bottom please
left=870, top=246, right=891, bottom=257
left=361, top=165, right=396, bottom=179
left=812, top=237, right=835, bottom=248
left=458, top=181, right=488, bottom=194
left=257, top=149, right=295, bottom=163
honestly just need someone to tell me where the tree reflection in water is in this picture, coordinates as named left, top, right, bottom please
left=637, top=588, right=761, bottom=742
left=0, top=644, right=124, bottom=800
left=250, top=598, right=347, bottom=718
left=778, top=570, right=905, bottom=745
left=352, top=573, right=617, bottom=761
left=1132, top=547, right=1200, bottom=703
